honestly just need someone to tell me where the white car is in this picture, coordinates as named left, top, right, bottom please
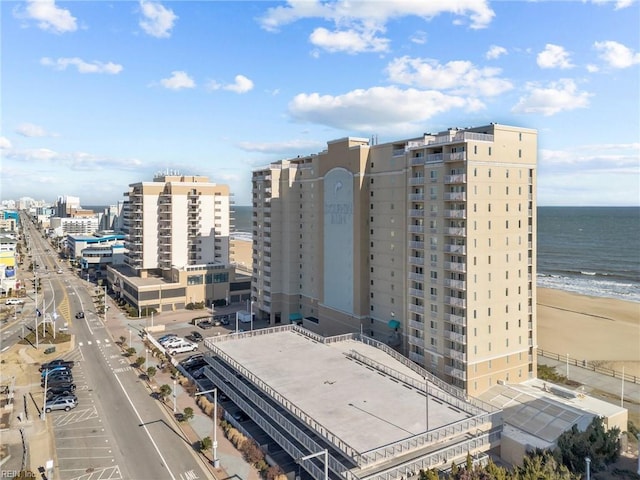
left=160, top=337, right=184, bottom=347
left=5, top=298, right=24, bottom=305
left=166, top=341, right=198, bottom=356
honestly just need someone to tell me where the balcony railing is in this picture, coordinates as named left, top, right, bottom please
left=446, top=314, right=466, bottom=327
left=409, top=256, right=425, bottom=266
left=444, top=261, right=466, bottom=273
left=445, top=209, right=466, bottom=219
left=443, top=279, right=466, bottom=289
left=445, top=227, right=466, bottom=237
left=444, top=174, right=466, bottom=184
left=408, top=241, right=425, bottom=249
left=444, top=192, right=466, bottom=201
left=409, top=177, right=425, bottom=185
left=444, top=244, right=466, bottom=254
left=445, top=296, right=466, bottom=308
left=409, top=225, right=425, bottom=233
left=409, top=272, right=425, bottom=282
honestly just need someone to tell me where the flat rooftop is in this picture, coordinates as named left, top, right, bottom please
left=206, top=328, right=481, bottom=454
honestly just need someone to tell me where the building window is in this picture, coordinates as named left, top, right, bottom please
left=488, top=147, right=492, bottom=156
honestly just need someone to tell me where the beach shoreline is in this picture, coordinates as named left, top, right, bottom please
left=536, top=287, right=640, bottom=376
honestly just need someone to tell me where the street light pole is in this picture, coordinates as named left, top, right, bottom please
left=250, top=300, right=254, bottom=332
left=566, top=353, right=569, bottom=379
left=173, top=378, right=177, bottom=413
left=195, top=388, right=219, bottom=468
left=298, top=449, right=328, bottom=480
left=424, top=377, right=429, bottom=432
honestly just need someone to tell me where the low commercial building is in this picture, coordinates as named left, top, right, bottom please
left=477, top=379, right=627, bottom=466
left=107, top=263, right=250, bottom=313
left=203, top=325, right=503, bottom=480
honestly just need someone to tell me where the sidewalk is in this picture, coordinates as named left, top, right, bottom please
left=102, top=294, right=261, bottom=480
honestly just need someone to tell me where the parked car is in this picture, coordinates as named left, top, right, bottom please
left=166, top=341, right=198, bottom=356
left=5, top=298, right=24, bottom=305
left=46, top=383, right=76, bottom=398
left=232, top=411, right=249, bottom=422
left=42, top=375, right=73, bottom=387
left=158, top=333, right=178, bottom=344
left=45, top=396, right=77, bottom=412
left=197, top=321, right=214, bottom=330
left=41, top=365, right=72, bottom=377
left=40, top=359, right=74, bottom=372
left=47, top=393, right=77, bottom=403
left=185, top=331, right=203, bottom=342
left=75, top=311, right=84, bottom=319
left=161, top=337, right=185, bottom=348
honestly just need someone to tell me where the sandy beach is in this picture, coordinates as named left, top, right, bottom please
left=536, top=287, right=640, bottom=376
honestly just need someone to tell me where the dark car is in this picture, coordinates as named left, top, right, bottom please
left=232, top=411, right=249, bottom=422
left=40, top=359, right=74, bottom=372
left=198, top=321, right=214, bottom=330
left=42, top=375, right=73, bottom=387
left=46, top=383, right=76, bottom=398
left=220, top=317, right=230, bottom=326
left=185, top=331, right=203, bottom=342
left=75, top=311, right=84, bottom=319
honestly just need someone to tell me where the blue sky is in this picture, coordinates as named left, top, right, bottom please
left=1, top=0, right=639, bottom=207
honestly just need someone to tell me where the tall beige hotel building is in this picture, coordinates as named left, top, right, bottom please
left=252, top=123, right=537, bottom=396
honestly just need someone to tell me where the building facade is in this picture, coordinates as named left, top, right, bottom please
left=123, top=173, right=232, bottom=271
left=251, top=123, right=537, bottom=396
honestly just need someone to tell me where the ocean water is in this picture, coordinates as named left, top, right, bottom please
left=537, top=207, right=640, bottom=302
left=232, top=205, right=252, bottom=233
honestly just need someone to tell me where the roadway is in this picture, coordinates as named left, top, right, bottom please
left=17, top=215, right=212, bottom=480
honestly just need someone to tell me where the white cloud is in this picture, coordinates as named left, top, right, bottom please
left=512, top=79, right=592, bottom=116
left=594, top=40, right=640, bottom=68
left=139, top=0, right=177, bottom=38
left=236, top=139, right=325, bottom=154
left=309, top=26, right=389, bottom=54
left=590, top=0, right=636, bottom=10
left=3, top=146, right=144, bottom=170
left=410, top=31, right=427, bottom=45
left=386, top=56, right=513, bottom=97
left=20, top=0, right=77, bottom=34
left=224, top=75, right=254, bottom=94
left=288, top=86, right=469, bottom=134
left=15, top=123, right=57, bottom=137
left=586, top=64, right=599, bottom=73
left=537, top=44, right=574, bottom=69
left=486, top=45, right=507, bottom=60
left=259, top=1, right=494, bottom=53
left=40, top=57, right=123, bottom=74
left=160, top=71, right=195, bottom=90
left=538, top=142, right=640, bottom=205
left=0, top=137, right=12, bottom=149
left=208, top=75, right=254, bottom=94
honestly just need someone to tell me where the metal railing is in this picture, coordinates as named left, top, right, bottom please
left=538, top=349, right=640, bottom=384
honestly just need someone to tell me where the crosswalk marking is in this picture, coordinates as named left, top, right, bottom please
left=113, top=366, right=133, bottom=374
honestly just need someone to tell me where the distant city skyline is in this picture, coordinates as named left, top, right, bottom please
left=2, top=0, right=639, bottom=206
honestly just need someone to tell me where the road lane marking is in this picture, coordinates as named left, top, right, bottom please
left=112, top=369, right=177, bottom=480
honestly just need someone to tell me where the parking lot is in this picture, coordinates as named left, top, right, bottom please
left=37, top=354, right=123, bottom=480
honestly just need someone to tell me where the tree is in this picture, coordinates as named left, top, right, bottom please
left=553, top=417, right=620, bottom=473
left=125, top=347, right=136, bottom=357
left=515, top=450, right=575, bottom=480
left=199, top=436, right=212, bottom=453
left=118, top=335, right=126, bottom=346
left=146, top=366, right=156, bottom=382
left=181, top=407, right=194, bottom=422
left=157, top=384, right=172, bottom=402
left=134, top=356, right=146, bottom=368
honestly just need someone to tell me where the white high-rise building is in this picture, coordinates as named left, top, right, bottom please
left=123, top=173, right=232, bottom=271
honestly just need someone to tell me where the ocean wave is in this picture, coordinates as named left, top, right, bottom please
left=536, top=274, right=640, bottom=303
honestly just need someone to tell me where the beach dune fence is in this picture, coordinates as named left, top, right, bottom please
left=538, top=349, right=640, bottom=384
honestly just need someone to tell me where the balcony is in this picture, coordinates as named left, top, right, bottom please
left=444, top=365, right=467, bottom=380
left=409, top=288, right=424, bottom=298
left=411, top=157, right=425, bottom=166
left=408, top=319, right=424, bottom=331
left=409, top=256, right=425, bottom=266
left=444, top=261, right=466, bottom=273
left=409, top=193, right=425, bottom=202
left=445, top=296, right=466, bottom=308
left=409, top=351, right=425, bottom=365
left=408, top=304, right=425, bottom=315
left=409, top=209, right=425, bottom=218
left=446, top=313, right=466, bottom=327
left=445, top=209, right=466, bottom=219
left=409, top=272, right=424, bottom=282
left=408, top=225, right=425, bottom=234
left=444, top=174, right=466, bottom=185
left=444, top=151, right=467, bottom=162
left=408, top=336, right=425, bottom=348
left=408, top=241, right=424, bottom=249
left=443, top=192, right=466, bottom=201
left=444, top=330, right=466, bottom=343
left=409, top=177, right=424, bottom=186
left=443, top=244, right=466, bottom=254
left=443, top=278, right=466, bottom=289
left=445, top=227, right=466, bottom=237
